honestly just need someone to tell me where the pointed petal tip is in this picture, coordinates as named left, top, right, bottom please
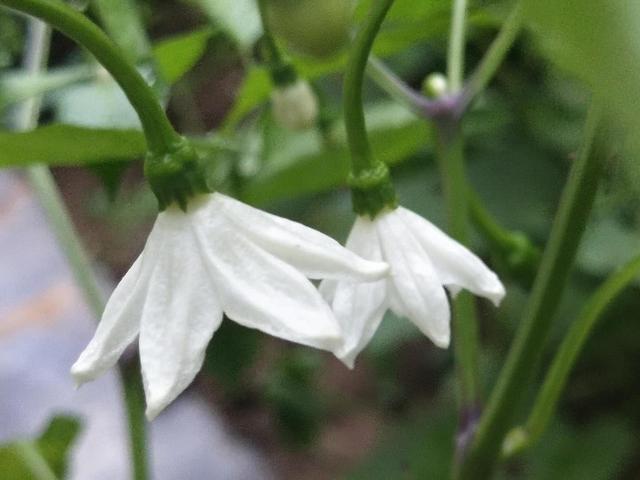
left=336, top=352, right=357, bottom=370
left=70, top=362, right=97, bottom=388
left=486, top=277, right=507, bottom=307
left=432, top=334, right=450, bottom=349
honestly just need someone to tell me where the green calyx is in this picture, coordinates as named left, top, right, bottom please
left=144, top=137, right=211, bottom=211
left=349, top=162, right=398, bottom=218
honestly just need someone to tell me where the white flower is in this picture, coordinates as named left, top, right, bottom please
left=270, top=80, right=319, bottom=130
left=321, top=206, right=505, bottom=368
left=71, top=193, right=388, bottom=419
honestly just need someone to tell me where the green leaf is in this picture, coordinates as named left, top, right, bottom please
left=153, top=28, right=216, bottom=85
left=524, top=0, right=640, bottom=152
left=35, top=416, right=82, bottom=478
left=0, top=125, right=145, bottom=167
left=0, top=415, right=82, bottom=480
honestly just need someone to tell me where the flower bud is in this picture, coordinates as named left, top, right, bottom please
left=271, top=80, right=319, bottom=131
left=422, top=72, right=449, bottom=99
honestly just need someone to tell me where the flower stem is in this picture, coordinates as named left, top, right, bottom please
left=447, top=0, right=468, bottom=92
left=344, top=0, right=398, bottom=217
left=434, top=121, right=481, bottom=439
left=502, top=253, right=640, bottom=458
left=0, top=0, right=181, bottom=154
left=455, top=103, right=606, bottom=479
left=14, top=18, right=149, bottom=480
left=462, top=1, right=525, bottom=109
left=344, top=0, right=396, bottom=176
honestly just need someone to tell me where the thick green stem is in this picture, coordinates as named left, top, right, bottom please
left=447, top=0, right=468, bottom=92
left=14, top=18, right=149, bottom=480
left=456, top=103, right=605, bottom=479
left=462, top=1, right=524, bottom=108
left=0, top=0, right=180, bottom=154
left=502, top=253, right=640, bottom=457
left=344, top=0, right=398, bottom=217
left=434, top=122, right=480, bottom=423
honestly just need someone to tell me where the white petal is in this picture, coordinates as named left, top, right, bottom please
left=139, top=230, right=223, bottom=420
left=398, top=207, right=505, bottom=306
left=377, top=210, right=451, bottom=348
left=70, top=215, right=170, bottom=384
left=194, top=223, right=342, bottom=352
left=211, top=192, right=388, bottom=281
left=330, top=217, right=389, bottom=367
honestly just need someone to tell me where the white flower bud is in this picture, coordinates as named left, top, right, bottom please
left=271, top=80, right=319, bottom=131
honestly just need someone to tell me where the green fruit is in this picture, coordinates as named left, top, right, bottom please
left=266, top=0, right=353, bottom=58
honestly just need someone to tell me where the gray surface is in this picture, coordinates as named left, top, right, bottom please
left=0, top=171, right=271, bottom=479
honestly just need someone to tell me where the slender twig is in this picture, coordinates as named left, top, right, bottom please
left=456, top=103, right=606, bottom=479
left=447, top=0, right=468, bottom=92
left=462, top=1, right=525, bottom=109
left=13, top=18, right=149, bottom=480
left=502, top=253, right=640, bottom=458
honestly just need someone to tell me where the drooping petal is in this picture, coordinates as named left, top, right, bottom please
left=194, top=222, right=342, bottom=352
left=71, top=215, right=170, bottom=385
left=209, top=192, right=388, bottom=281
left=138, top=226, right=223, bottom=420
left=377, top=210, right=451, bottom=348
left=328, top=217, right=389, bottom=367
left=398, top=207, right=505, bottom=306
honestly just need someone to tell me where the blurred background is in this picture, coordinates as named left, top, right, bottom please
left=1, top=0, right=640, bottom=478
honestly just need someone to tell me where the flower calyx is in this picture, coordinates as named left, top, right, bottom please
left=349, top=161, right=398, bottom=218
left=144, top=137, right=211, bottom=211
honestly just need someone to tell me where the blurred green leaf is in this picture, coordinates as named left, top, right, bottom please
left=0, top=415, right=81, bottom=480
left=524, top=0, right=640, bottom=152
left=0, top=125, right=144, bottom=167
left=153, top=28, right=216, bottom=84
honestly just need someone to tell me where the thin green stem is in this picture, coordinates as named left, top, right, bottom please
left=447, top=0, right=468, bottom=92
left=502, top=253, right=640, bottom=457
left=456, top=103, right=606, bottom=479
left=434, top=122, right=480, bottom=427
left=0, top=0, right=180, bottom=154
left=366, top=56, right=436, bottom=118
left=14, top=18, right=149, bottom=480
left=462, top=1, right=525, bottom=108
left=344, top=0, right=396, bottom=176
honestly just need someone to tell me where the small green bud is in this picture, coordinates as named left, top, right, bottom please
left=144, top=137, right=210, bottom=211
left=271, top=80, right=319, bottom=131
left=422, top=72, right=449, bottom=99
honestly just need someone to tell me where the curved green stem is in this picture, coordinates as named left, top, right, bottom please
left=502, top=253, right=640, bottom=457
left=344, top=0, right=395, bottom=176
left=344, top=0, right=398, bottom=217
left=462, top=1, right=525, bottom=108
left=456, top=103, right=606, bottom=479
left=447, top=0, right=468, bottom=92
left=14, top=18, right=149, bottom=480
left=0, top=0, right=180, bottom=154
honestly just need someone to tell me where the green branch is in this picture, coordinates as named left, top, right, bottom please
left=503, top=253, right=640, bottom=457
left=456, top=103, right=606, bottom=479
left=447, top=0, right=468, bottom=92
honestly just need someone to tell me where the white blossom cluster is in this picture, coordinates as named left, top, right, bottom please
left=72, top=193, right=504, bottom=419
